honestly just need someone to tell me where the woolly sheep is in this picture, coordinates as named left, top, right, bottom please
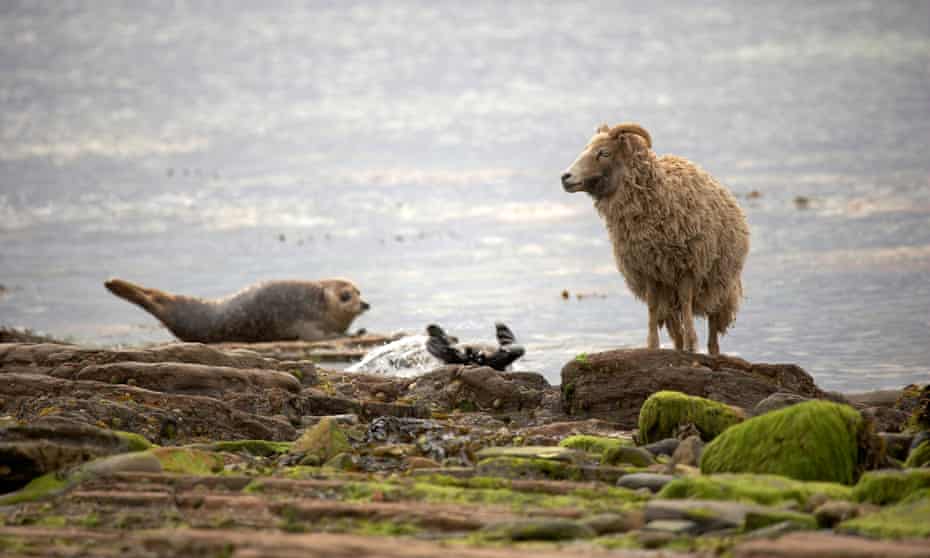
left=561, top=123, right=749, bottom=355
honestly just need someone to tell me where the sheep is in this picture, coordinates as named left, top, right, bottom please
left=560, top=123, right=750, bottom=355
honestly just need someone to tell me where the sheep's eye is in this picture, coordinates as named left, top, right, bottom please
left=597, top=150, right=610, bottom=159
left=339, top=291, right=352, bottom=302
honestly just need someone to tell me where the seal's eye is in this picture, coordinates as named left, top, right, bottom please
left=339, top=291, right=352, bottom=303
left=596, top=150, right=610, bottom=159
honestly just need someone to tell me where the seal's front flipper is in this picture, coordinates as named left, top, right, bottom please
left=495, top=322, right=517, bottom=346
left=483, top=345, right=525, bottom=371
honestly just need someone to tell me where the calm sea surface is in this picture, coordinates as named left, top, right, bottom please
left=1, top=1, right=929, bottom=391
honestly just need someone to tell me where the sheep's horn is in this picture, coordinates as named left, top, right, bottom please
left=609, top=123, right=652, bottom=149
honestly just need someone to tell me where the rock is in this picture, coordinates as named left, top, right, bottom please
left=406, top=366, right=546, bottom=414
left=479, top=518, right=596, bottom=541
left=861, top=406, right=910, bottom=433
left=752, top=392, right=809, bottom=416
left=403, top=456, right=441, bottom=471
left=558, top=435, right=631, bottom=457
left=579, top=512, right=644, bottom=535
left=642, top=437, right=679, bottom=457
left=846, top=389, right=904, bottom=409
left=517, top=419, right=627, bottom=446
left=852, top=469, right=930, bottom=505
left=671, top=435, right=703, bottom=467
left=641, top=518, right=699, bottom=535
left=149, top=447, right=225, bottom=474
left=840, top=490, right=930, bottom=539
left=560, top=349, right=823, bottom=427
left=906, top=441, right=930, bottom=468
left=475, top=446, right=581, bottom=462
left=658, top=473, right=853, bottom=507
left=616, top=473, right=675, bottom=493
left=734, top=532, right=930, bottom=558
left=700, top=401, right=873, bottom=484
left=81, top=451, right=163, bottom=476
left=476, top=457, right=583, bottom=481
left=291, top=417, right=352, bottom=466
left=813, top=500, right=865, bottom=528
left=897, top=384, right=929, bottom=431
left=743, top=509, right=817, bottom=531
left=0, top=419, right=152, bottom=492
left=638, top=391, right=744, bottom=444
left=602, top=446, right=655, bottom=467
left=880, top=432, right=915, bottom=461
left=645, top=499, right=760, bottom=533
left=740, top=520, right=812, bottom=540
left=323, top=452, right=359, bottom=471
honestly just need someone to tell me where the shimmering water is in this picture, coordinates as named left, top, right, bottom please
left=1, top=1, right=929, bottom=391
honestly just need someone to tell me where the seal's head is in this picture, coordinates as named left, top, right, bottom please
left=319, top=279, right=370, bottom=332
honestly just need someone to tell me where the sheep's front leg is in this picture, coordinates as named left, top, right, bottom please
left=679, top=278, right=698, bottom=352
left=646, top=283, right=660, bottom=350
left=708, top=313, right=720, bottom=356
left=666, top=311, right=684, bottom=351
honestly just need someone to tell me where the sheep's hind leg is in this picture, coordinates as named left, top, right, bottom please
left=646, top=284, right=660, bottom=350
left=678, top=279, right=698, bottom=352
left=708, top=314, right=720, bottom=356
left=666, top=311, right=684, bottom=351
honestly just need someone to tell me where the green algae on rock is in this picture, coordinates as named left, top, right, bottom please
left=638, top=391, right=743, bottom=444
left=852, top=469, right=930, bottom=505
left=602, top=446, right=656, bottom=467
left=699, top=400, right=866, bottom=484
left=476, top=456, right=584, bottom=481
left=559, top=435, right=632, bottom=458
left=840, top=489, right=930, bottom=539
left=149, top=447, right=225, bottom=475
left=199, top=440, right=292, bottom=457
left=658, top=473, right=852, bottom=507
left=743, top=508, right=818, bottom=532
left=904, top=441, right=930, bottom=468
left=291, top=417, right=352, bottom=466
left=479, top=518, right=596, bottom=541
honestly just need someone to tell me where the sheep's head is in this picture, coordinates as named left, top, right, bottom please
left=561, top=123, right=652, bottom=199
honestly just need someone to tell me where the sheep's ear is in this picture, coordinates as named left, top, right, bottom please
left=596, top=123, right=610, bottom=134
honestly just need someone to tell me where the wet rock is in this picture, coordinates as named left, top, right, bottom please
left=671, top=435, right=704, bottom=467
left=641, top=518, right=699, bottom=535
left=735, top=531, right=930, bottom=558
left=406, top=366, right=546, bottom=414
left=752, top=392, right=809, bottom=416
left=561, top=349, right=822, bottom=427
left=291, top=417, right=352, bottom=466
left=602, top=446, right=655, bottom=467
left=646, top=498, right=783, bottom=534
left=516, top=419, right=627, bottom=446
left=880, top=432, right=916, bottom=461
left=300, top=414, right=360, bottom=428
left=81, top=451, right=163, bottom=476
left=643, top=437, right=679, bottom=457
left=579, top=511, right=644, bottom=535
left=861, top=406, right=910, bottom=433
left=616, top=473, right=675, bottom=493
left=701, top=401, right=873, bottom=483
left=479, top=518, right=596, bottom=541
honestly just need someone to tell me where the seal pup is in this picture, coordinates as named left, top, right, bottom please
left=426, top=322, right=525, bottom=371
left=104, top=278, right=369, bottom=343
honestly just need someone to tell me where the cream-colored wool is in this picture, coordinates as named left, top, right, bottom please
left=562, top=123, right=749, bottom=354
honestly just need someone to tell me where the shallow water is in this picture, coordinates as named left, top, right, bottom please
left=1, top=1, right=929, bottom=391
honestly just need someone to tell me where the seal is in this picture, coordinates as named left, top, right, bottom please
left=104, top=277, right=369, bottom=343
left=426, top=322, right=525, bottom=371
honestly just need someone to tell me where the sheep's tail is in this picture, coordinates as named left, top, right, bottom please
left=104, top=278, right=170, bottom=315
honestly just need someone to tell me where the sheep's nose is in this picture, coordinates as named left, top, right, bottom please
left=561, top=172, right=572, bottom=184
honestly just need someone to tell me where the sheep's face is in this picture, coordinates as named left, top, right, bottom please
left=561, top=131, right=619, bottom=199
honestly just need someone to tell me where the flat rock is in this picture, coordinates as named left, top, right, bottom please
left=475, top=446, right=582, bottom=462
left=561, top=349, right=823, bottom=427
left=752, top=392, right=809, bottom=416
left=645, top=499, right=764, bottom=533
left=407, top=365, right=547, bottom=414
left=641, top=519, right=699, bottom=535
left=734, top=532, right=930, bottom=558
left=616, top=473, right=675, bottom=493
left=642, top=438, right=679, bottom=457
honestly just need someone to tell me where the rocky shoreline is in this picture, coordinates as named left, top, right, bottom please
left=1, top=334, right=928, bottom=557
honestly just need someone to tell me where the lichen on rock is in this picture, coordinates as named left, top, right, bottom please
left=699, top=400, right=868, bottom=484
left=638, top=391, right=744, bottom=444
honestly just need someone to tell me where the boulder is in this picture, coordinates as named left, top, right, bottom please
left=638, top=391, right=744, bottom=443
left=560, top=349, right=823, bottom=427
left=852, top=469, right=930, bottom=505
left=658, top=473, right=853, bottom=507
left=700, top=401, right=871, bottom=484
left=406, top=366, right=547, bottom=414
left=616, top=473, right=675, bottom=493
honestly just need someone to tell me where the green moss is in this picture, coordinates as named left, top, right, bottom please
left=480, top=518, right=596, bottom=541
left=852, top=469, right=930, bottom=505
left=840, top=489, right=930, bottom=539
left=290, top=369, right=304, bottom=381
left=559, top=435, right=631, bottom=458
left=81, top=513, right=101, bottom=528
left=0, top=472, right=71, bottom=505
left=638, top=391, right=743, bottom=444
left=700, top=400, right=864, bottom=484
left=352, top=519, right=422, bottom=537
left=113, top=430, right=153, bottom=452
left=476, top=456, right=584, bottom=481
left=149, top=447, right=225, bottom=475
left=904, top=441, right=930, bottom=468
left=35, top=516, right=68, bottom=528
left=658, top=473, right=853, bottom=506
left=208, top=440, right=292, bottom=457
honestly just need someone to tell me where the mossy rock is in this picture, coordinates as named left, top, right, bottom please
left=480, top=518, right=596, bottom=541
left=602, top=446, right=656, bottom=467
left=638, top=391, right=743, bottom=444
left=743, top=508, right=818, bottom=532
left=840, top=489, right=930, bottom=539
left=0, top=472, right=70, bottom=505
left=658, top=473, right=853, bottom=507
left=292, top=417, right=352, bottom=465
left=904, top=441, right=930, bottom=468
left=852, top=469, right=930, bottom=505
left=559, top=435, right=632, bottom=458
left=700, top=400, right=865, bottom=484
left=898, top=384, right=929, bottom=432
left=476, top=456, right=584, bottom=481
left=149, top=447, right=225, bottom=475
left=205, top=440, right=292, bottom=457
left=112, top=431, right=153, bottom=452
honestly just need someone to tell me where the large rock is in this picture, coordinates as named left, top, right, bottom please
left=700, top=401, right=872, bottom=484
left=560, top=349, right=823, bottom=427
left=406, top=366, right=548, bottom=414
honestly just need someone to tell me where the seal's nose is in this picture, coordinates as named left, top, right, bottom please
left=561, top=172, right=573, bottom=185
left=360, top=301, right=371, bottom=311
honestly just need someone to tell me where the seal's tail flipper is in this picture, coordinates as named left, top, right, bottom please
left=104, top=278, right=169, bottom=315
left=495, top=322, right=517, bottom=346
